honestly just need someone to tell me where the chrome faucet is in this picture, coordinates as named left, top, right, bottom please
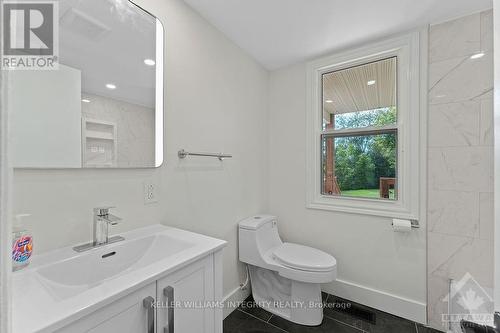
left=73, top=206, right=125, bottom=252
left=93, top=207, right=122, bottom=245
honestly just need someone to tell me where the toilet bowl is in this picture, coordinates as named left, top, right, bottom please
left=238, top=215, right=337, bottom=326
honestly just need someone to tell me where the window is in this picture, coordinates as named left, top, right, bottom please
left=321, top=58, right=398, bottom=200
left=306, top=32, right=423, bottom=218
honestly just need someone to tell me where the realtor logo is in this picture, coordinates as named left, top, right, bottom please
left=442, top=273, right=494, bottom=332
left=2, top=1, right=58, bottom=69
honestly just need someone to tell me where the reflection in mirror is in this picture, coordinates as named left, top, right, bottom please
left=10, top=0, right=163, bottom=168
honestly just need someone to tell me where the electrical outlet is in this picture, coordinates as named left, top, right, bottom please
left=143, top=181, right=158, bottom=204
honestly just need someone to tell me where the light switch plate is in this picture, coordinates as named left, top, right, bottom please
left=143, top=181, right=158, bottom=204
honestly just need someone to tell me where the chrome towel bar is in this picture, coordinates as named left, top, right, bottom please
left=178, top=149, right=232, bottom=161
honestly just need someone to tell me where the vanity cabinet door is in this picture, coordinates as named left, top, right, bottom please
left=57, top=283, right=157, bottom=333
left=156, top=255, right=215, bottom=333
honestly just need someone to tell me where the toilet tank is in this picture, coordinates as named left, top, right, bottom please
left=238, top=215, right=283, bottom=266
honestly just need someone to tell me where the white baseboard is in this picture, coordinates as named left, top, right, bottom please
left=324, top=278, right=427, bottom=324
left=222, top=286, right=252, bottom=319
left=222, top=278, right=426, bottom=324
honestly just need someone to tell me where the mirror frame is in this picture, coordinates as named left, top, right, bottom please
left=154, top=16, right=164, bottom=168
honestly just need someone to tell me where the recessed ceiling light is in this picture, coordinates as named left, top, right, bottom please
left=81, top=99, right=91, bottom=103
left=144, top=58, right=156, bottom=66
left=367, top=80, right=376, bottom=86
left=325, top=99, right=333, bottom=103
left=470, top=52, right=485, bottom=59
left=105, top=83, right=116, bottom=90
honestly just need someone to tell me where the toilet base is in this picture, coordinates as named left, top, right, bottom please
left=248, top=265, right=323, bottom=326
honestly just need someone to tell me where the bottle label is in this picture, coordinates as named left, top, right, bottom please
left=12, top=236, right=33, bottom=263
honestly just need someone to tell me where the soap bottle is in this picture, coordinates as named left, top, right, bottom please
left=12, top=214, right=33, bottom=271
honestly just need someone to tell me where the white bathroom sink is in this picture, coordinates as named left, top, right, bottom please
left=36, top=234, right=192, bottom=299
left=12, top=224, right=226, bottom=333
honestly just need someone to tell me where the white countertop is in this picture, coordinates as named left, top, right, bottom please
left=12, top=224, right=226, bottom=333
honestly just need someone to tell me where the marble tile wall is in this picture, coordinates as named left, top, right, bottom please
left=427, top=10, right=494, bottom=331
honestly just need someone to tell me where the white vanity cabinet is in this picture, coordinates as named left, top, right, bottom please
left=156, top=256, right=214, bottom=333
left=56, top=252, right=222, bottom=333
left=59, top=283, right=157, bottom=333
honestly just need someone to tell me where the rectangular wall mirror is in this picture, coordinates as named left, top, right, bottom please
left=9, top=0, right=164, bottom=168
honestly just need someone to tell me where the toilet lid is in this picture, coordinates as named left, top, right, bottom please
left=273, top=243, right=336, bottom=272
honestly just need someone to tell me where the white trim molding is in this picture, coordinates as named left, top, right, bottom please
left=222, top=285, right=251, bottom=319
left=306, top=31, right=424, bottom=219
left=325, top=278, right=427, bottom=324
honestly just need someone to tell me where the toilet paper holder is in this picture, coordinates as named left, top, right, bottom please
left=391, top=219, right=420, bottom=229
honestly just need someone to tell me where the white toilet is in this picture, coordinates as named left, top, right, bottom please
left=238, top=215, right=337, bottom=326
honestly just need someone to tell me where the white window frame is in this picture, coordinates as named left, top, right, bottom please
left=306, top=31, right=425, bottom=219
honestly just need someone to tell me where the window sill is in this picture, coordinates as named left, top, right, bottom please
left=306, top=195, right=418, bottom=220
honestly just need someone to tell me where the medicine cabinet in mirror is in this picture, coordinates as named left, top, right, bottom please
left=9, top=0, right=164, bottom=168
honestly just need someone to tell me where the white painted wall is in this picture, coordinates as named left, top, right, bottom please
left=149, top=0, right=269, bottom=298
left=267, top=62, right=427, bottom=322
left=11, top=0, right=268, bottom=302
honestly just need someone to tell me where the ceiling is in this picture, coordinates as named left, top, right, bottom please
left=182, top=0, right=493, bottom=70
left=59, top=0, right=157, bottom=108
left=323, top=57, right=396, bottom=120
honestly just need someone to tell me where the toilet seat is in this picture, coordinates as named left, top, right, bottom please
left=273, top=243, right=336, bottom=272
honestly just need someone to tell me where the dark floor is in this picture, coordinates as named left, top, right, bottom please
left=224, top=293, right=443, bottom=333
